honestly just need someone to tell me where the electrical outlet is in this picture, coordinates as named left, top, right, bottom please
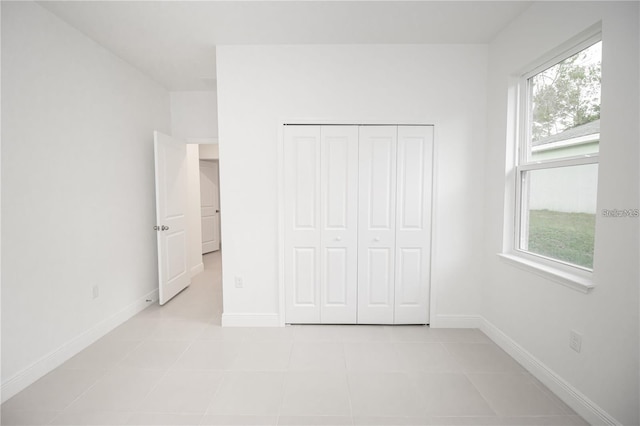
left=92, top=285, right=100, bottom=300
left=569, top=330, right=582, bottom=353
left=234, top=276, right=243, bottom=288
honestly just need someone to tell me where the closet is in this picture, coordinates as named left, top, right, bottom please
left=283, top=125, right=433, bottom=325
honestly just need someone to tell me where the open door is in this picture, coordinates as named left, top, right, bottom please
left=154, top=131, right=190, bottom=305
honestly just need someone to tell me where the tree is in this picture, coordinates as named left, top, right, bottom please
left=530, top=43, right=601, bottom=142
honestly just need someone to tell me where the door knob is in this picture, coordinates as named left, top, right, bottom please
left=161, top=225, right=169, bottom=231
left=335, top=236, right=342, bottom=241
left=374, top=237, right=380, bottom=242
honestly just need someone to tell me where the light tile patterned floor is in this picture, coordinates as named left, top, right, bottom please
left=1, top=252, right=589, bottom=426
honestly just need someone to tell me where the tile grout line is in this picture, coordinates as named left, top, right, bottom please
left=529, top=374, right=579, bottom=415
left=275, top=364, right=290, bottom=425
left=200, top=334, right=247, bottom=422
left=129, top=335, right=202, bottom=420
left=463, top=370, right=502, bottom=418
left=45, top=338, right=146, bottom=424
left=274, top=337, right=297, bottom=425
left=341, top=341, right=356, bottom=426
left=200, top=368, right=230, bottom=424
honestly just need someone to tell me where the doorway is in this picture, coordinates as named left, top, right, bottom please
left=200, top=159, right=221, bottom=254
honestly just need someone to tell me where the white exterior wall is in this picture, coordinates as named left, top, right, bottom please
left=528, top=165, right=598, bottom=214
left=1, top=1, right=171, bottom=399
left=529, top=143, right=599, bottom=214
left=216, top=44, right=488, bottom=327
left=483, top=2, right=639, bottom=424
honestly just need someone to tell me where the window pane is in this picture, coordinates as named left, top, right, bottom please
left=528, top=41, right=601, bottom=161
left=519, top=163, right=598, bottom=269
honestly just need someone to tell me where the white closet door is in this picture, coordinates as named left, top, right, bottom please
left=284, top=126, right=322, bottom=323
left=320, top=126, right=358, bottom=323
left=394, top=126, right=433, bottom=324
left=357, top=126, right=398, bottom=324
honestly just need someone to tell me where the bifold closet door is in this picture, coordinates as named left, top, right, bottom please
left=320, top=126, right=358, bottom=323
left=394, top=126, right=433, bottom=324
left=284, top=125, right=321, bottom=323
left=357, top=125, right=433, bottom=324
left=284, top=125, right=358, bottom=324
left=285, top=124, right=433, bottom=325
left=357, top=126, right=398, bottom=324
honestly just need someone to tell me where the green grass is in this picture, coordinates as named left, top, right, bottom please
left=527, top=209, right=595, bottom=269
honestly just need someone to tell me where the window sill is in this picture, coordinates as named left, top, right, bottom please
left=497, top=253, right=595, bottom=294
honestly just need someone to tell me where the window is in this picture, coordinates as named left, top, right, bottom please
left=515, top=36, right=602, bottom=273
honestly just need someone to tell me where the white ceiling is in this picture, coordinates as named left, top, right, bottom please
left=39, top=1, right=532, bottom=91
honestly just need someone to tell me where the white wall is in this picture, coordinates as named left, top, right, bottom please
left=483, top=2, right=639, bottom=424
left=170, top=91, right=218, bottom=139
left=185, top=144, right=204, bottom=276
left=216, top=45, right=488, bottom=325
left=1, top=1, right=171, bottom=399
left=169, top=91, right=219, bottom=277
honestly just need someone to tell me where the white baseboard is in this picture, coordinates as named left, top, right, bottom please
left=221, top=313, right=281, bottom=327
left=479, top=317, right=620, bottom=426
left=1, top=289, right=158, bottom=403
left=191, top=262, right=204, bottom=277
left=430, top=314, right=481, bottom=328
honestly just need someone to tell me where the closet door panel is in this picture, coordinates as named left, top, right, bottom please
left=320, top=126, right=358, bottom=323
left=357, top=126, right=397, bottom=324
left=394, top=126, right=434, bottom=324
left=293, top=248, right=318, bottom=305
left=396, top=248, right=422, bottom=304
left=324, top=136, right=350, bottom=229
left=284, top=126, right=321, bottom=323
left=366, top=248, right=394, bottom=305
left=323, top=247, right=349, bottom=311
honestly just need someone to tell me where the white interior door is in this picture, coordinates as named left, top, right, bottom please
left=200, top=160, right=220, bottom=254
left=320, top=126, right=358, bottom=324
left=357, top=126, right=398, bottom=324
left=154, top=131, right=190, bottom=305
left=284, top=125, right=322, bottom=323
left=394, top=126, right=433, bottom=324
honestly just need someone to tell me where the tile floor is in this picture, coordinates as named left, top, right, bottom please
left=1, top=252, right=588, bottom=426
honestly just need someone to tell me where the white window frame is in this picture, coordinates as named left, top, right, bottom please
left=500, top=30, right=602, bottom=293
